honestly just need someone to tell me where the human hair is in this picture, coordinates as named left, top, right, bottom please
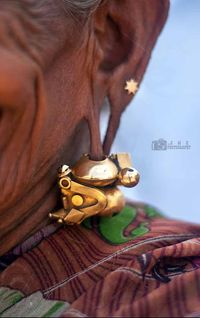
left=62, top=0, right=101, bottom=16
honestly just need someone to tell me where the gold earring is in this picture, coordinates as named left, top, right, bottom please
left=124, top=78, right=138, bottom=95
left=49, top=153, right=140, bottom=225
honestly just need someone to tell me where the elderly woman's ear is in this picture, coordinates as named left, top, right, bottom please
left=0, top=0, right=169, bottom=256
left=90, top=0, right=169, bottom=154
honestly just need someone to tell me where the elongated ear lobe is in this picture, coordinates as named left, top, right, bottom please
left=93, top=0, right=169, bottom=154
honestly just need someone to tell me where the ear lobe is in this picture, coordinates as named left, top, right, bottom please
left=94, top=0, right=169, bottom=154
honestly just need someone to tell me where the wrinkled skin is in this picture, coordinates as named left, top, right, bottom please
left=0, top=0, right=169, bottom=255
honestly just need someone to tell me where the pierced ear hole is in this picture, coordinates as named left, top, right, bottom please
left=100, top=97, right=111, bottom=144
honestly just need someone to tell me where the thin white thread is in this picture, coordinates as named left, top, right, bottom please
left=43, top=233, right=197, bottom=296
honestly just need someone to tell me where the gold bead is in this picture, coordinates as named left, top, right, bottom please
left=71, top=154, right=118, bottom=186
left=72, top=194, right=84, bottom=207
left=118, top=167, right=140, bottom=187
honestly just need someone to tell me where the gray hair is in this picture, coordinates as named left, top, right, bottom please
left=63, top=0, right=101, bottom=16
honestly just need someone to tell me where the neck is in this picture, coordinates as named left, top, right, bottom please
left=0, top=120, right=89, bottom=256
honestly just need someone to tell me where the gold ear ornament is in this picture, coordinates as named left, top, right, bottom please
left=124, top=78, right=138, bottom=95
left=49, top=153, right=140, bottom=225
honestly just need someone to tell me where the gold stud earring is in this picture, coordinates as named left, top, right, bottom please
left=124, top=78, right=138, bottom=95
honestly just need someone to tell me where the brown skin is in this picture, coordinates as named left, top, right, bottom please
left=0, top=0, right=169, bottom=255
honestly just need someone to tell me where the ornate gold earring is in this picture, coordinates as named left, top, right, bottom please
left=124, top=78, right=138, bottom=95
left=49, top=153, right=140, bottom=225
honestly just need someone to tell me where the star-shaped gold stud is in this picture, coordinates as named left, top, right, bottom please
left=124, top=79, right=138, bottom=95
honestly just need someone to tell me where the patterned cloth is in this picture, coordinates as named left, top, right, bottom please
left=1, top=203, right=200, bottom=317
left=0, top=287, right=68, bottom=317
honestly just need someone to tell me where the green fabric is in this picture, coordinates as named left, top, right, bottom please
left=99, top=206, right=151, bottom=244
left=0, top=287, right=69, bottom=317
left=0, top=288, right=24, bottom=314
left=83, top=205, right=162, bottom=244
